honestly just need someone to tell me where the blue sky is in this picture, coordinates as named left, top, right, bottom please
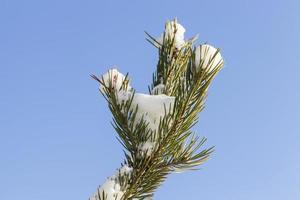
left=0, top=0, right=299, bottom=199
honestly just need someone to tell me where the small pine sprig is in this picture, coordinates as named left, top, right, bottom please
left=90, top=18, right=224, bottom=200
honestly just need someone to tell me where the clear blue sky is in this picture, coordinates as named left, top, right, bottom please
left=1, top=0, right=299, bottom=199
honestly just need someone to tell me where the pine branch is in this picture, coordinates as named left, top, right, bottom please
left=89, top=18, right=224, bottom=200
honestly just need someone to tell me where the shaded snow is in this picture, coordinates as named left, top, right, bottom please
left=151, top=83, right=165, bottom=95
left=195, top=44, right=223, bottom=73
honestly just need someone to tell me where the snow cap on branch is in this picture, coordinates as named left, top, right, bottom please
left=90, top=164, right=133, bottom=200
left=195, top=44, right=223, bottom=73
left=105, top=70, right=174, bottom=133
left=100, top=68, right=131, bottom=93
left=157, top=19, right=186, bottom=49
left=90, top=177, right=123, bottom=200
left=131, top=93, right=175, bottom=133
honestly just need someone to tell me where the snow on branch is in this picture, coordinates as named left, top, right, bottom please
left=90, top=18, right=224, bottom=200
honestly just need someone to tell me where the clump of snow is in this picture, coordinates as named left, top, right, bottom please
left=90, top=164, right=134, bottom=200
left=138, top=141, right=155, bottom=157
left=195, top=44, right=223, bottom=73
left=100, top=68, right=131, bottom=93
left=157, top=19, right=186, bottom=49
left=90, top=177, right=123, bottom=200
left=100, top=70, right=175, bottom=134
left=151, top=83, right=165, bottom=95
left=130, top=93, right=175, bottom=132
left=114, top=90, right=175, bottom=133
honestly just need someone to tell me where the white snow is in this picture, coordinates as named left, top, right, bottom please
left=157, top=19, right=186, bottom=49
left=100, top=68, right=132, bottom=93
left=115, top=90, right=175, bottom=133
left=90, top=164, right=134, bottom=200
left=90, top=177, right=123, bottom=200
left=195, top=44, right=223, bottom=73
left=130, top=93, right=175, bottom=132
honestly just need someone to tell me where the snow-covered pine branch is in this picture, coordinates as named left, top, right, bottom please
left=90, top=18, right=224, bottom=200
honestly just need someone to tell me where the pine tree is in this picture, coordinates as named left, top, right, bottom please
left=89, top=18, right=224, bottom=200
